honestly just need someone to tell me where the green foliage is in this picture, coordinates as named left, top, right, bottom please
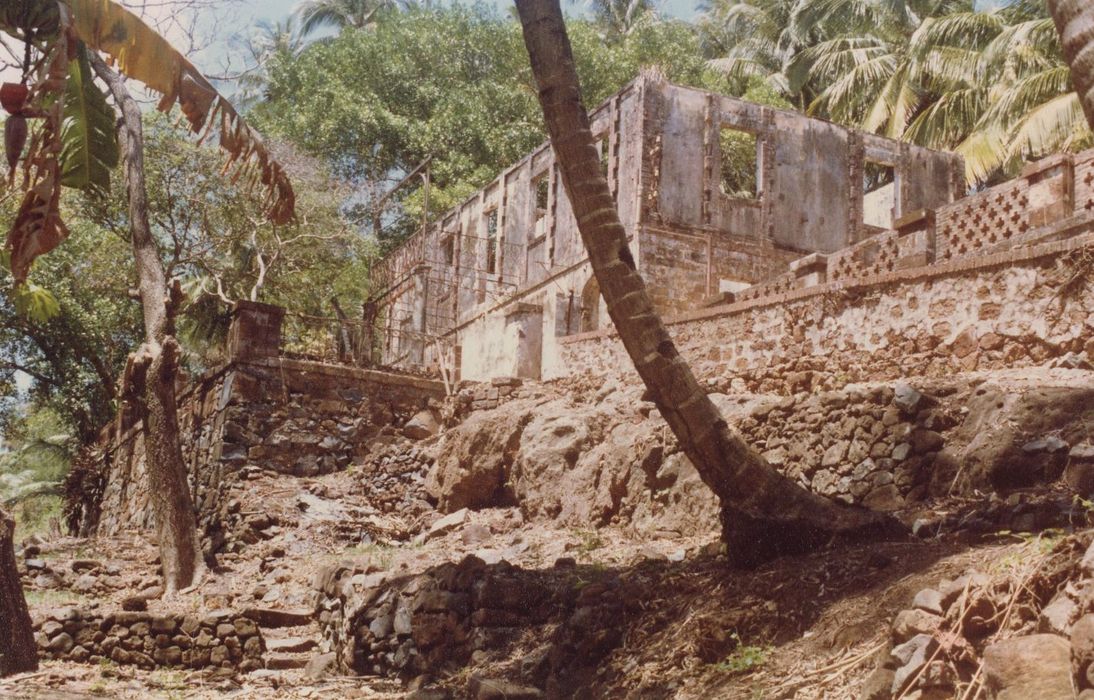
left=0, top=195, right=138, bottom=442
left=78, top=113, right=368, bottom=369
left=698, top=0, right=1091, bottom=185
left=252, top=5, right=725, bottom=248
left=12, top=282, right=60, bottom=323
left=712, top=633, right=771, bottom=675
left=1, top=406, right=71, bottom=539
left=719, top=127, right=759, bottom=198
left=59, top=44, right=119, bottom=193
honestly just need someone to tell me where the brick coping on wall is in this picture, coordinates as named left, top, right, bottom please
left=559, top=215, right=1094, bottom=346
left=245, top=356, right=447, bottom=394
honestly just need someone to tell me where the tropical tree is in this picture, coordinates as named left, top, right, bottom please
left=1, top=0, right=295, bottom=600
left=696, top=0, right=1090, bottom=184
left=515, top=0, right=902, bottom=567
left=697, top=0, right=801, bottom=101
left=235, top=17, right=305, bottom=109
left=898, top=3, right=1091, bottom=183
left=256, top=4, right=724, bottom=249
left=294, top=0, right=396, bottom=37
left=582, top=0, right=659, bottom=38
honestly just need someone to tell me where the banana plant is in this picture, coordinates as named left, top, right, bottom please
left=0, top=0, right=296, bottom=284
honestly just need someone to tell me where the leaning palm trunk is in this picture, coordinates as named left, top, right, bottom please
left=1049, top=0, right=1094, bottom=130
left=92, top=55, right=205, bottom=594
left=0, top=508, right=37, bottom=676
left=515, top=0, right=904, bottom=566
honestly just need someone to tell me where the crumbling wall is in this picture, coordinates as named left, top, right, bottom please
left=87, top=358, right=445, bottom=550
left=371, top=77, right=960, bottom=379
left=637, top=83, right=962, bottom=314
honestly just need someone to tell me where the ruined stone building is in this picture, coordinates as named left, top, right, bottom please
left=80, top=69, right=1094, bottom=563
left=370, top=75, right=965, bottom=380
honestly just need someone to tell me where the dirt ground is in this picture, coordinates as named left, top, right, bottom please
left=5, top=454, right=1086, bottom=699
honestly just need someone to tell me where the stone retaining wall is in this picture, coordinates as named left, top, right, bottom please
left=560, top=233, right=1094, bottom=391
left=35, top=607, right=265, bottom=672
left=82, top=358, right=447, bottom=551
left=312, top=554, right=620, bottom=696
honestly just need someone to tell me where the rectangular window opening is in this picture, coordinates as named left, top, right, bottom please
left=596, top=138, right=610, bottom=181
left=719, top=126, right=760, bottom=199
left=441, top=233, right=455, bottom=266
left=533, top=173, right=549, bottom=222
left=484, top=209, right=499, bottom=274
left=863, top=160, right=897, bottom=228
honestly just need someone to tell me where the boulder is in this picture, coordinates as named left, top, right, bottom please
left=912, top=589, right=944, bottom=616
left=1039, top=593, right=1078, bottom=636
left=404, top=409, right=441, bottom=440
left=1072, top=614, right=1094, bottom=686
left=426, top=408, right=531, bottom=512
left=982, top=634, right=1073, bottom=700
left=894, top=384, right=923, bottom=414
left=417, top=509, right=469, bottom=545
left=1067, top=444, right=1094, bottom=496
left=890, top=634, right=938, bottom=694
left=860, top=667, right=895, bottom=700
left=892, top=609, right=941, bottom=643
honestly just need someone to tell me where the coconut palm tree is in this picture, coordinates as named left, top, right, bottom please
left=1046, top=0, right=1094, bottom=130
left=904, top=4, right=1091, bottom=183
left=697, top=0, right=801, bottom=101
left=236, top=17, right=305, bottom=109
left=786, top=0, right=974, bottom=134
left=583, top=0, right=659, bottom=37
left=293, top=0, right=396, bottom=37
left=516, top=0, right=903, bottom=568
left=769, top=0, right=1090, bottom=184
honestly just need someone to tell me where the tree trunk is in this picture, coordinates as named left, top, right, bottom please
left=1048, top=0, right=1094, bottom=130
left=0, top=508, right=37, bottom=677
left=515, top=0, right=905, bottom=567
left=91, top=56, right=204, bottom=594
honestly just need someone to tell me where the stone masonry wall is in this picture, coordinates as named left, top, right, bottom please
left=87, top=358, right=446, bottom=552
left=560, top=233, right=1094, bottom=393
left=34, top=607, right=265, bottom=672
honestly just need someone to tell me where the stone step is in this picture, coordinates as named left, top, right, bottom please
left=265, top=636, right=318, bottom=654
left=243, top=607, right=313, bottom=628
left=265, top=652, right=310, bottom=670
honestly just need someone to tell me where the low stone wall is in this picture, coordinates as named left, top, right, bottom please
left=560, top=233, right=1094, bottom=391
left=34, top=607, right=265, bottom=672
left=313, top=554, right=630, bottom=696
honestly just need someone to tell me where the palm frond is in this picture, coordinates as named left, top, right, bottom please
left=1008, top=92, right=1092, bottom=160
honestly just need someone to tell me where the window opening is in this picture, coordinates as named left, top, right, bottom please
left=485, top=209, right=499, bottom=274
left=719, top=126, right=760, bottom=199
left=863, top=160, right=897, bottom=228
